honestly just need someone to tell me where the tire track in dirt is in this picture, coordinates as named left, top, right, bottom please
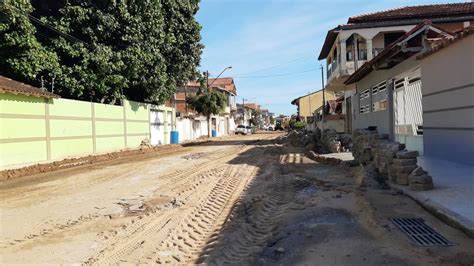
left=86, top=138, right=274, bottom=265
left=87, top=136, right=278, bottom=265
left=198, top=142, right=293, bottom=264
left=1, top=145, right=251, bottom=249
left=150, top=163, right=257, bottom=264
left=87, top=165, right=232, bottom=265
left=202, top=179, right=291, bottom=264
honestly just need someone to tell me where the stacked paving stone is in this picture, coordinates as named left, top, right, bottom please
left=409, top=166, right=434, bottom=191
left=392, top=151, right=419, bottom=185
left=352, top=129, right=379, bottom=164
left=351, top=130, right=434, bottom=191
left=375, top=141, right=405, bottom=180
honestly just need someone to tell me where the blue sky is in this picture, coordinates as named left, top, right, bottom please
left=196, top=0, right=461, bottom=115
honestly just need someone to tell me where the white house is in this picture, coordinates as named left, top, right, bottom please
left=318, top=2, right=474, bottom=133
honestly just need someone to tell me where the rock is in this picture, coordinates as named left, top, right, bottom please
left=395, top=165, right=418, bottom=174
left=392, top=159, right=417, bottom=166
left=411, top=166, right=426, bottom=176
left=129, top=203, right=144, bottom=212
left=409, top=174, right=433, bottom=184
left=276, top=247, right=285, bottom=253
left=396, top=173, right=409, bottom=185
left=409, top=181, right=434, bottom=191
left=396, top=150, right=419, bottom=159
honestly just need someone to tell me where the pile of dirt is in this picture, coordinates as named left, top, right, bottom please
left=0, top=144, right=182, bottom=181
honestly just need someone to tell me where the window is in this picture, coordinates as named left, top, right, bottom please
left=395, top=78, right=405, bottom=89
left=360, top=89, right=370, bottom=100
left=372, top=81, right=386, bottom=95
left=372, top=99, right=388, bottom=112
left=360, top=104, right=370, bottom=114
left=346, top=50, right=353, bottom=61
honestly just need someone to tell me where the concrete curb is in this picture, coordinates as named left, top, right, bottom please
left=393, top=184, right=474, bottom=239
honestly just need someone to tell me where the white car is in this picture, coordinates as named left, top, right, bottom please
left=236, top=125, right=248, bottom=135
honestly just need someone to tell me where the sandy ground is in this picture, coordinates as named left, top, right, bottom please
left=0, top=132, right=473, bottom=265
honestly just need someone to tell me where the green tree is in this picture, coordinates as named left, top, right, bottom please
left=187, top=79, right=227, bottom=137
left=250, top=109, right=262, bottom=128
left=1, top=0, right=203, bottom=104
left=270, top=116, right=275, bottom=125
left=0, top=1, right=60, bottom=88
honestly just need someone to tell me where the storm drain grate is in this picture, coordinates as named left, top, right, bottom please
left=391, top=218, right=453, bottom=246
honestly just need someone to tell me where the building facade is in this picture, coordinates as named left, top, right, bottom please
left=318, top=2, right=474, bottom=133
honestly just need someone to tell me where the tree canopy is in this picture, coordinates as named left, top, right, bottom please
left=0, top=0, right=203, bottom=104
left=186, top=81, right=228, bottom=119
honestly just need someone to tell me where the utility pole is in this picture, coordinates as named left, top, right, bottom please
left=205, top=70, right=209, bottom=91
left=320, top=65, right=325, bottom=135
left=308, top=91, right=312, bottom=124
left=242, top=98, right=245, bottom=126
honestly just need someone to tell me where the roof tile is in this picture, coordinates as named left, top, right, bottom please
left=348, top=2, right=474, bottom=23
left=0, top=76, right=59, bottom=99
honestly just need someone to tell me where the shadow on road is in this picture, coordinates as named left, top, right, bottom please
left=192, top=134, right=321, bottom=264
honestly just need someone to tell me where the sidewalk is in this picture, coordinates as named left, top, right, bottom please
left=394, top=156, right=474, bottom=237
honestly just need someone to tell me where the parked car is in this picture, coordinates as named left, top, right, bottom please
left=236, top=125, right=248, bottom=135
left=267, top=126, right=274, bottom=131
left=246, top=126, right=253, bottom=134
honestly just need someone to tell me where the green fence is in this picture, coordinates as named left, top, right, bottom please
left=0, top=93, right=174, bottom=169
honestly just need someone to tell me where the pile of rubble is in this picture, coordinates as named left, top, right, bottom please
left=320, top=129, right=341, bottom=153
left=352, top=129, right=433, bottom=191
left=288, top=128, right=352, bottom=154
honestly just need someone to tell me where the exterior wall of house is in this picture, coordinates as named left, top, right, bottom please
left=420, top=34, right=474, bottom=165
left=352, top=56, right=419, bottom=135
left=0, top=94, right=174, bottom=169
left=297, top=91, right=336, bottom=120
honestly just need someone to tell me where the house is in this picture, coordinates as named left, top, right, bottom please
left=314, top=96, right=345, bottom=133
left=170, top=77, right=238, bottom=141
left=260, top=109, right=271, bottom=127
left=291, top=90, right=336, bottom=122
left=235, top=103, right=253, bottom=126
left=344, top=21, right=455, bottom=155
left=318, top=2, right=474, bottom=133
left=417, top=26, right=474, bottom=165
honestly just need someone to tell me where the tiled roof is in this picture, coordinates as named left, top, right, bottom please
left=208, top=77, right=237, bottom=95
left=244, top=103, right=259, bottom=110
left=318, top=2, right=474, bottom=60
left=344, top=21, right=454, bottom=84
left=418, top=25, right=474, bottom=59
left=0, top=76, right=59, bottom=98
left=186, top=77, right=237, bottom=95
left=348, top=3, right=474, bottom=23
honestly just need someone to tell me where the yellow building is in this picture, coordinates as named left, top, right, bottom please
left=291, top=90, right=335, bottom=121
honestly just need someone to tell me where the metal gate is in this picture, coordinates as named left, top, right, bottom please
left=150, top=110, right=164, bottom=145
left=393, top=70, right=423, bottom=154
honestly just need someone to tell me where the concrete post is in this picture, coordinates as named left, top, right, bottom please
left=367, top=38, right=373, bottom=60
left=340, top=39, right=347, bottom=73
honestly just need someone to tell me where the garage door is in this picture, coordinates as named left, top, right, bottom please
left=150, top=110, right=164, bottom=145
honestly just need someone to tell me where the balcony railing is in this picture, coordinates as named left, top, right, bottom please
left=358, top=49, right=367, bottom=60
left=327, top=59, right=338, bottom=79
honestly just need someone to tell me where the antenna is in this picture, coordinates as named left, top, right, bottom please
left=51, top=75, right=55, bottom=93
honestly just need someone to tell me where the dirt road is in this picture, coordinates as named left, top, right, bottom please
left=1, top=133, right=473, bottom=265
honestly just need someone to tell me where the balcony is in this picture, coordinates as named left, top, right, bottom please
left=327, top=47, right=384, bottom=85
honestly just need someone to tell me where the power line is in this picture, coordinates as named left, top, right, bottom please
left=6, top=5, right=90, bottom=47
left=234, top=68, right=318, bottom=79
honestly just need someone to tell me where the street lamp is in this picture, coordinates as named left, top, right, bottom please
left=208, top=66, right=232, bottom=88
